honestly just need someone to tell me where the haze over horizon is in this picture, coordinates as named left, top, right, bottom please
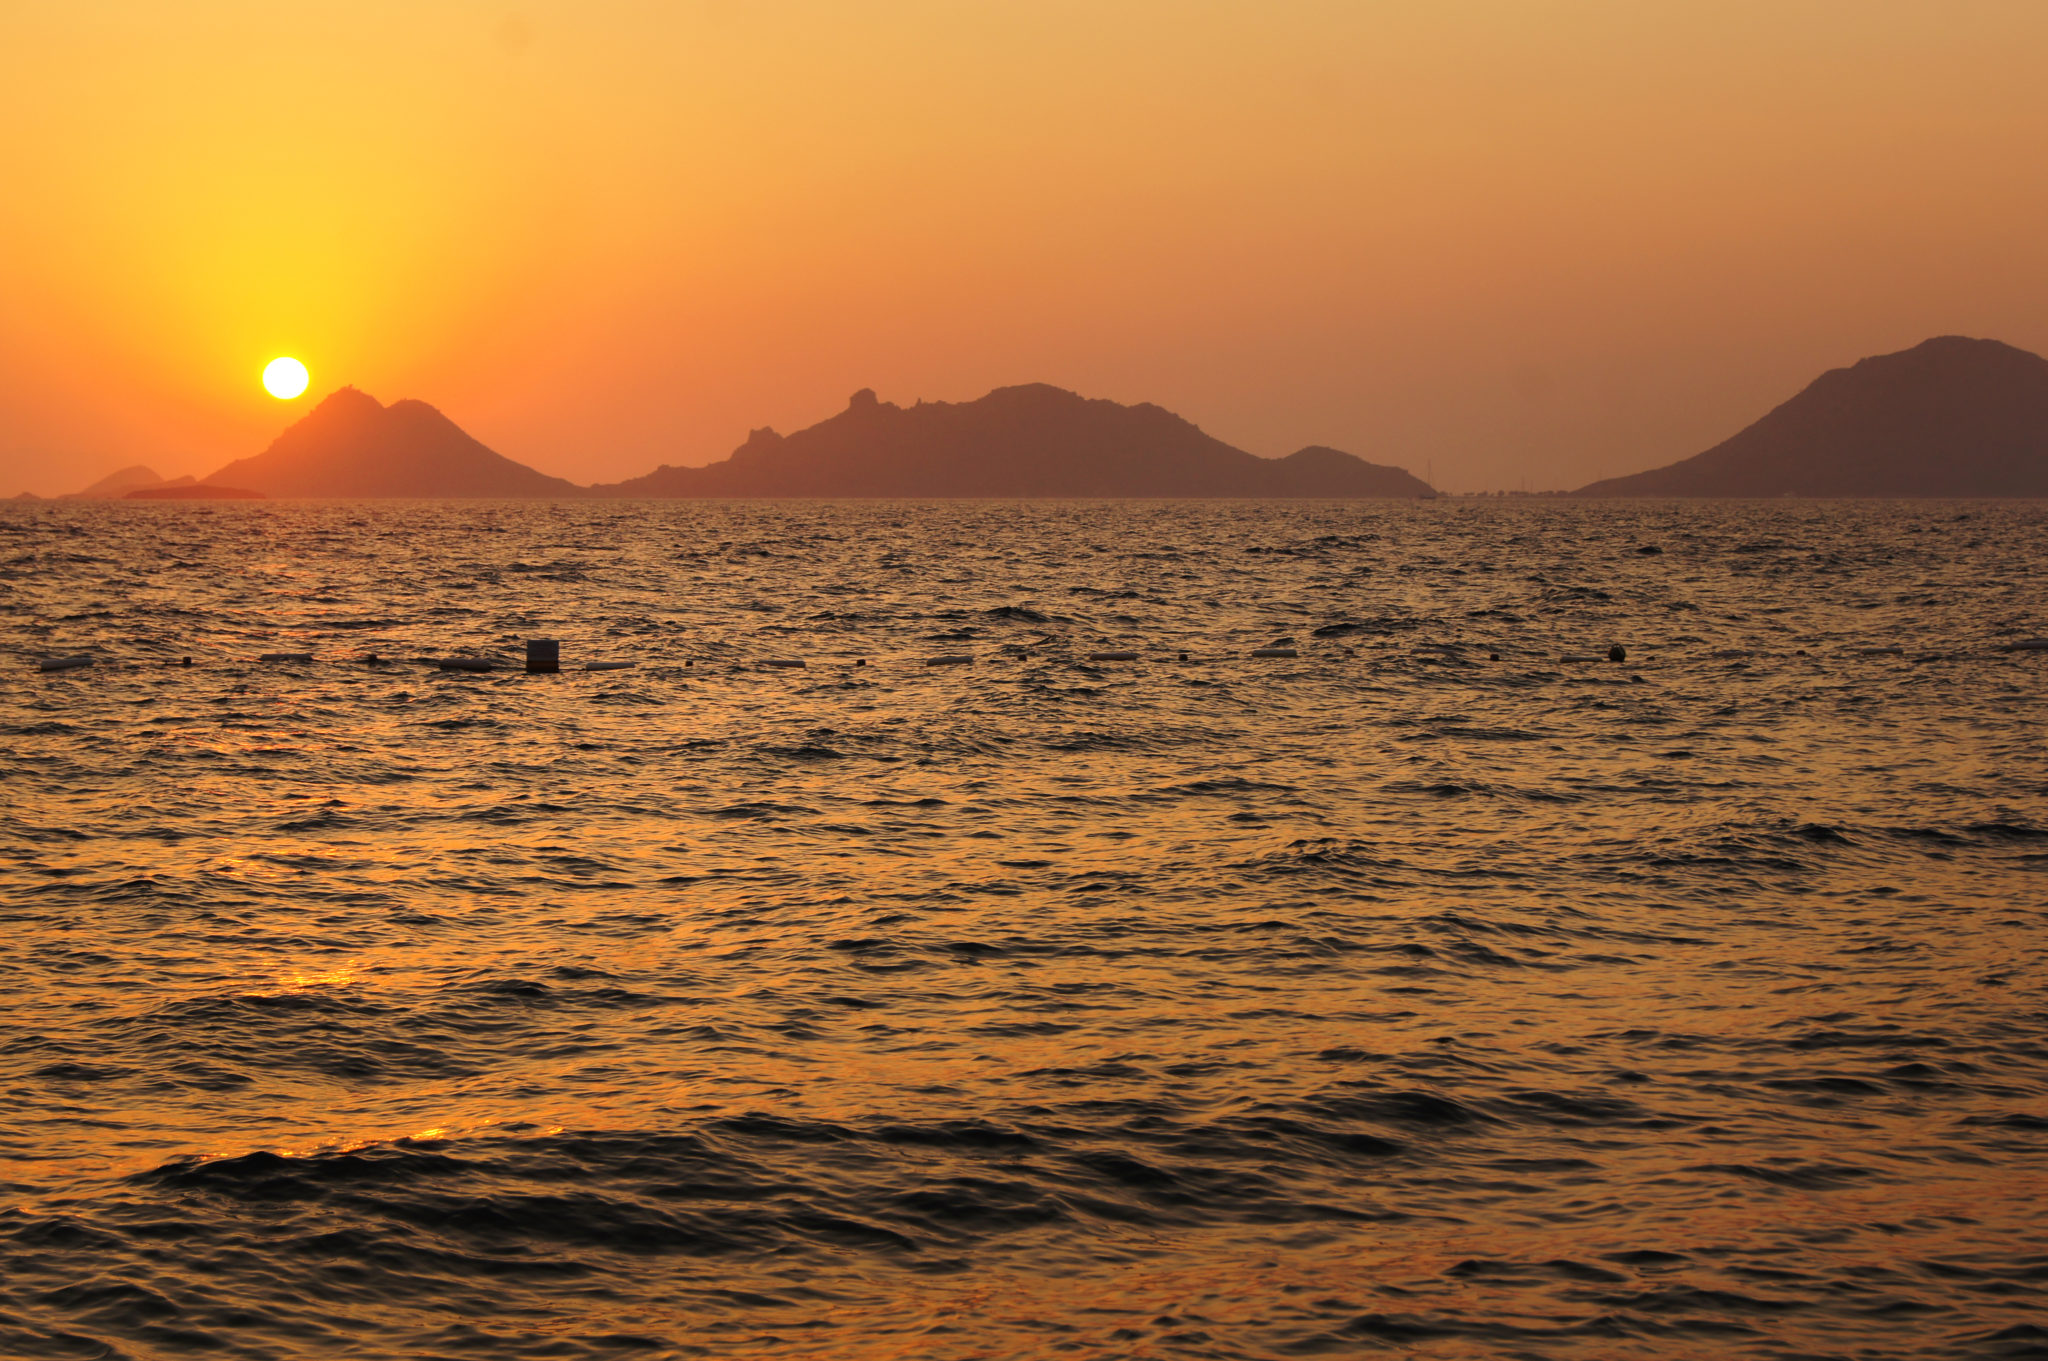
left=10, top=11, right=2048, bottom=1353
left=5, top=2, right=2046, bottom=496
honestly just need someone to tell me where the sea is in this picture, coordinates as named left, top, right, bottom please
left=2, top=497, right=2045, bottom=1361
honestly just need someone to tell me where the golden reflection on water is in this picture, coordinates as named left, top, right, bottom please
left=275, top=963, right=365, bottom=992
left=6, top=499, right=2046, bottom=1357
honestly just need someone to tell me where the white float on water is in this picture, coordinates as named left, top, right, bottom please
left=2000, top=639, right=2048, bottom=652
left=1086, top=650, right=1140, bottom=662
left=1250, top=647, right=1297, bottom=659
left=763, top=658, right=807, bottom=669
left=259, top=652, right=313, bottom=664
left=926, top=655, right=974, bottom=666
left=38, top=655, right=95, bottom=673
left=584, top=660, right=634, bottom=671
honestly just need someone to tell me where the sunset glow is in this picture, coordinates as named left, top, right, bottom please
left=261, top=357, right=308, bottom=400
left=6, top=5, right=2047, bottom=1350
left=2, top=3, right=2046, bottom=494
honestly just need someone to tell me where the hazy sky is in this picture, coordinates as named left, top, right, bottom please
left=4, top=1, right=2046, bottom=495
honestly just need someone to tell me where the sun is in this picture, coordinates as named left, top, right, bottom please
left=262, top=357, right=309, bottom=399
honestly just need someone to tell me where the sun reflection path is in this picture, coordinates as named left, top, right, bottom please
left=5, top=498, right=2048, bottom=1357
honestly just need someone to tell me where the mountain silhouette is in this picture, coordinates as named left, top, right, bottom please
left=1578, top=337, right=2048, bottom=496
left=592, top=384, right=1432, bottom=497
left=126, top=484, right=264, bottom=500
left=64, top=465, right=196, bottom=498
left=203, top=388, right=582, bottom=498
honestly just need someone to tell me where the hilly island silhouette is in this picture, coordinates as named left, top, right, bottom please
left=125, top=483, right=265, bottom=500
left=592, top=385, right=1433, bottom=498
left=203, top=387, right=584, bottom=498
left=190, top=382, right=1430, bottom=499
left=31, top=337, right=2048, bottom=499
left=64, top=466, right=197, bottom=498
left=1575, top=336, right=2048, bottom=496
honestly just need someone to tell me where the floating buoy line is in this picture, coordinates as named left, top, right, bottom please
left=27, top=636, right=2048, bottom=675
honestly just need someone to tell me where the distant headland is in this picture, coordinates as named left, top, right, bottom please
left=202, top=387, right=586, bottom=498
left=592, top=384, right=1431, bottom=498
left=125, top=484, right=265, bottom=500
left=56, top=466, right=198, bottom=499
left=39, top=383, right=1429, bottom=501
left=1574, top=336, right=2048, bottom=497
left=21, top=337, right=2048, bottom=499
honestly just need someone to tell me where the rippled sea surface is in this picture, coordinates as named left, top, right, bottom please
left=4, top=498, right=2047, bottom=1360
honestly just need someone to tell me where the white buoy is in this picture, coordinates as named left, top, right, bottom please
left=926, top=655, right=974, bottom=666
left=38, top=655, right=95, bottom=673
left=584, top=660, right=634, bottom=671
left=1250, top=647, right=1297, bottom=659
left=1999, top=639, right=2048, bottom=652
left=763, top=658, right=807, bottom=669
left=259, top=652, right=313, bottom=664
left=1086, top=650, right=1140, bottom=662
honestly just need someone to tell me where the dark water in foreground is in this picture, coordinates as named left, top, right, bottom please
left=3, top=498, right=2046, bottom=1360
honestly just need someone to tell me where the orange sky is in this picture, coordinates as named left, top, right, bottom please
left=4, top=1, right=2046, bottom=495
